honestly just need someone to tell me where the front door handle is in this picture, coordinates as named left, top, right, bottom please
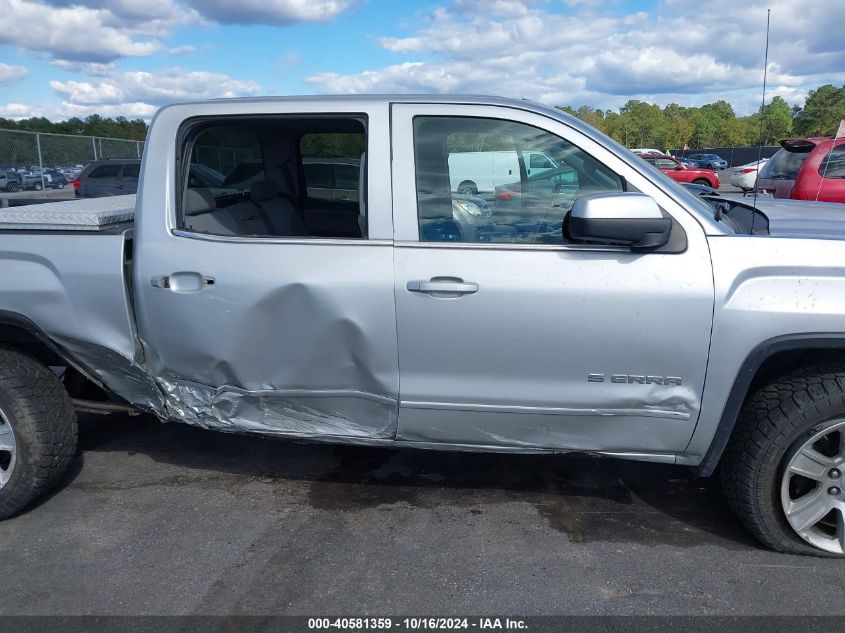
left=407, top=277, right=478, bottom=296
left=151, top=271, right=215, bottom=293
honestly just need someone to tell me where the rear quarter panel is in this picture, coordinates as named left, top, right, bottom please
left=0, top=232, right=165, bottom=413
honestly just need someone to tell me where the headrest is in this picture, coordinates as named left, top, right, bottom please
left=251, top=180, right=277, bottom=202
left=184, top=188, right=216, bottom=216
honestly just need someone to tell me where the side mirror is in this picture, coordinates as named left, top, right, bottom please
left=675, top=165, right=683, bottom=171
left=565, top=192, right=672, bottom=250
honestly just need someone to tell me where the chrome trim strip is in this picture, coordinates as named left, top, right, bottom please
left=395, top=240, right=631, bottom=253
left=171, top=229, right=392, bottom=246
left=400, top=400, right=691, bottom=420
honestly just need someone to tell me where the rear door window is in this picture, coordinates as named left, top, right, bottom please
left=88, top=164, right=121, bottom=179
left=759, top=148, right=811, bottom=180
left=819, top=145, right=845, bottom=179
left=121, top=163, right=140, bottom=179
left=334, top=164, right=359, bottom=190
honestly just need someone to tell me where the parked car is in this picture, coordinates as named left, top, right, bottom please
left=756, top=137, right=845, bottom=203
left=729, top=158, right=769, bottom=191
left=688, top=153, right=728, bottom=169
left=18, top=172, right=44, bottom=191
left=675, top=155, right=702, bottom=168
left=44, top=170, right=68, bottom=189
left=302, top=157, right=362, bottom=202
left=640, top=154, right=720, bottom=189
left=74, top=159, right=140, bottom=198
left=630, top=148, right=665, bottom=156
left=4, top=95, right=845, bottom=557
left=0, top=172, right=19, bottom=192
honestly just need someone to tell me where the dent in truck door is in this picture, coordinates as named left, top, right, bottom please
left=132, top=103, right=399, bottom=440
left=390, top=103, right=715, bottom=455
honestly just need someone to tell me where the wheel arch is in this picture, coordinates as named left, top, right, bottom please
left=695, top=333, right=845, bottom=476
left=0, top=310, right=115, bottom=403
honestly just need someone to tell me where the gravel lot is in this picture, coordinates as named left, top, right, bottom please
left=0, top=413, right=843, bottom=616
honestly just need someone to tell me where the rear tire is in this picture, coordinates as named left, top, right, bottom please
left=721, top=365, right=845, bottom=557
left=0, top=347, right=78, bottom=520
left=457, top=181, right=478, bottom=196
left=693, top=178, right=713, bottom=188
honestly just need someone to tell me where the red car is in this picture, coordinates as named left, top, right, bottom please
left=640, top=154, right=720, bottom=189
left=756, top=137, right=845, bottom=203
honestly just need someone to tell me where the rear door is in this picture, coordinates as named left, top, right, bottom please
left=390, top=103, right=715, bottom=456
left=134, top=101, right=398, bottom=440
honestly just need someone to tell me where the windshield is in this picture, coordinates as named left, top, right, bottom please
left=758, top=148, right=810, bottom=180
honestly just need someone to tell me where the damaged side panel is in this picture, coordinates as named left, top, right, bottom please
left=134, top=239, right=400, bottom=440
left=0, top=232, right=167, bottom=414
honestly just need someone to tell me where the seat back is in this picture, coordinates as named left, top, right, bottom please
left=250, top=181, right=308, bottom=236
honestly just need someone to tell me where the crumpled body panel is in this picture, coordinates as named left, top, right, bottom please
left=160, top=377, right=396, bottom=439
left=133, top=234, right=400, bottom=441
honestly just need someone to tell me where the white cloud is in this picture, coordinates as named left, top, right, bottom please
left=48, top=67, right=262, bottom=120
left=51, top=68, right=261, bottom=105
left=0, top=63, right=28, bottom=85
left=307, top=0, right=845, bottom=114
left=55, top=102, right=159, bottom=119
left=0, top=102, right=44, bottom=119
left=0, top=0, right=171, bottom=62
left=184, top=0, right=360, bottom=24
left=1, top=0, right=357, bottom=64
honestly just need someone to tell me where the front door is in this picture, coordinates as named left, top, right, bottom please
left=390, top=103, right=715, bottom=456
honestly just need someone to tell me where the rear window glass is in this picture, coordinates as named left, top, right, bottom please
left=758, top=148, right=810, bottom=180
left=88, top=164, right=121, bottom=179
left=334, top=164, right=359, bottom=189
left=122, top=164, right=140, bottom=178
left=819, top=145, right=845, bottom=179
left=303, top=162, right=332, bottom=188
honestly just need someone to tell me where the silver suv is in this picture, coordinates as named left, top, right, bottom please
left=74, top=159, right=141, bottom=198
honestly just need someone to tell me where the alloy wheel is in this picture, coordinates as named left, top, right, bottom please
left=781, top=420, right=845, bottom=554
left=0, top=406, right=17, bottom=490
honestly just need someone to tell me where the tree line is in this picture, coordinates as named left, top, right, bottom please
left=1, top=84, right=842, bottom=150
left=0, top=114, right=148, bottom=141
left=558, top=84, right=845, bottom=150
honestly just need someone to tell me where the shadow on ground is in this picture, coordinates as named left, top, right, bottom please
left=72, top=413, right=760, bottom=551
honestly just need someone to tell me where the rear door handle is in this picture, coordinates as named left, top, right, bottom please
left=151, top=272, right=215, bottom=293
left=407, top=277, right=478, bottom=296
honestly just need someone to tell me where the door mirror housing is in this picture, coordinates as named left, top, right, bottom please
left=565, top=192, right=672, bottom=250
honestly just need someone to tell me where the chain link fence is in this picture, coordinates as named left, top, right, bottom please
left=0, top=128, right=143, bottom=193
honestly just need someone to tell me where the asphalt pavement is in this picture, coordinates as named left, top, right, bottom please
left=0, top=413, right=843, bottom=616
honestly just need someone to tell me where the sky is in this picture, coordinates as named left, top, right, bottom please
left=0, top=0, right=842, bottom=121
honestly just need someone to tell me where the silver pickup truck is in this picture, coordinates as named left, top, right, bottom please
left=1, top=95, right=844, bottom=557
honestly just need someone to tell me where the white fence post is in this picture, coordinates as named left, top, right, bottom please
left=92, top=136, right=98, bottom=160
left=35, top=132, right=45, bottom=193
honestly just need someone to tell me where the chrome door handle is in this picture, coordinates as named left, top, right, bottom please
left=407, top=278, right=478, bottom=296
left=151, top=272, right=215, bottom=293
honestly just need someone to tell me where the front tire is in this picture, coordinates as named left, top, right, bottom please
left=721, top=366, right=845, bottom=556
left=0, top=347, right=78, bottom=520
